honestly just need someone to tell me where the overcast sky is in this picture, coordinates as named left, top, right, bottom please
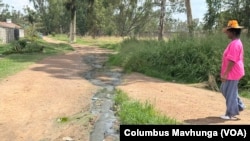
left=2, top=0, right=207, bottom=21
left=191, top=0, right=207, bottom=20
left=2, top=0, right=33, bottom=11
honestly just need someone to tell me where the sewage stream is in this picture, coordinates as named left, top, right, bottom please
left=83, top=53, right=122, bottom=141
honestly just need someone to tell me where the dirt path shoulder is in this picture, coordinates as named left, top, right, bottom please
left=117, top=72, right=250, bottom=125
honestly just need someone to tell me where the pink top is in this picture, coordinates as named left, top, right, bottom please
left=221, top=39, right=245, bottom=80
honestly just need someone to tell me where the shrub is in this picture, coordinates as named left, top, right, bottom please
left=2, top=39, right=44, bottom=55
left=108, top=33, right=250, bottom=90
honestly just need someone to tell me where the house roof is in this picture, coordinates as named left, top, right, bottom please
left=0, top=21, right=22, bottom=29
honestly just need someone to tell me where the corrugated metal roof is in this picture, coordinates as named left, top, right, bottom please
left=0, top=21, right=22, bottom=29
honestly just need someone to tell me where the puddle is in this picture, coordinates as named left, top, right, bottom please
left=83, top=53, right=122, bottom=141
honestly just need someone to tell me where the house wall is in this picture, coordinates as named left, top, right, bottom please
left=0, top=27, right=24, bottom=43
left=6, top=28, right=15, bottom=43
left=19, top=29, right=24, bottom=38
left=0, top=27, right=7, bottom=43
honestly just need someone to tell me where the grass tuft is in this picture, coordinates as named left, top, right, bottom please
left=114, top=89, right=180, bottom=125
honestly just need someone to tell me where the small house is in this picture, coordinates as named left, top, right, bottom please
left=0, top=19, right=24, bottom=43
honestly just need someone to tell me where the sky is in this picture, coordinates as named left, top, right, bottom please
left=2, top=0, right=33, bottom=12
left=2, top=0, right=207, bottom=21
left=172, top=0, right=207, bottom=21
left=191, top=0, right=207, bottom=20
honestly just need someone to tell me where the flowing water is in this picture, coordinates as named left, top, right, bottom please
left=83, top=53, right=122, bottom=141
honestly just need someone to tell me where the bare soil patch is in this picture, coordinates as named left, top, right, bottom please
left=117, top=72, right=250, bottom=125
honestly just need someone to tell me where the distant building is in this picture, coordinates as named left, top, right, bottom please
left=0, top=19, right=24, bottom=43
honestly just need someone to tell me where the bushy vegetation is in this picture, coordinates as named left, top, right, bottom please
left=1, top=39, right=44, bottom=55
left=0, top=38, right=73, bottom=55
left=114, top=89, right=179, bottom=124
left=108, top=33, right=250, bottom=91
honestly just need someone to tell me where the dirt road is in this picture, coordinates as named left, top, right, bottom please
left=0, top=37, right=102, bottom=141
left=0, top=37, right=249, bottom=141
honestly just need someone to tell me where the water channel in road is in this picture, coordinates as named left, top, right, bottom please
left=83, top=52, right=122, bottom=141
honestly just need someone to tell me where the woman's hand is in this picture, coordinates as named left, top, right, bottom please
left=221, top=73, right=228, bottom=82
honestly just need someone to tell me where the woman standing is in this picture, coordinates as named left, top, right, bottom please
left=220, top=20, right=246, bottom=120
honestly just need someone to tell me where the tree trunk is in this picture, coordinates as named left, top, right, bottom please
left=69, top=20, right=73, bottom=43
left=245, top=0, right=250, bottom=37
left=158, top=0, right=166, bottom=41
left=73, top=10, right=76, bottom=42
left=185, top=0, right=193, bottom=37
left=69, top=0, right=76, bottom=43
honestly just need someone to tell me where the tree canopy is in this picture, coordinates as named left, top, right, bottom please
left=0, top=0, right=249, bottom=39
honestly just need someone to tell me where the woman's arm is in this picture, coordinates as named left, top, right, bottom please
left=221, top=60, right=235, bottom=82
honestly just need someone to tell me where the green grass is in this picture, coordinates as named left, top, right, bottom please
left=57, top=117, right=69, bottom=123
left=114, top=89, right=181, bottom=124
left=47, top=34, right=69, bottom=42
left=48, top=34, right=123, bottom=50
left=0, top=39, right=74, bottom=80
left=108, top=35, right=225, bottom=83
left=239, top=90, right=250, bottom=99
left=108, top=34, right=250, bottom=99
left=0, top=54, right=46, bottom=80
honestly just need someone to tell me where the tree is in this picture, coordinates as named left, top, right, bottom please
left=158, top=0, right=166, bottom=40
left=114, top=0, right=154, bottom=37
left=242, top=0, right=250, bottom=37
left=23, top=7, right=40, bottom=41
left=220, top=0, right=247, bottom=34
left=154, top=0, right=185, bottom=40
left=184, top=0, right=193, bottom=36
left=65, top=0, right=76, bottom=43
left=203, top=0, right=222, bottom=31
left=0, top=2, right=11, bottom=21
left=86, top=0, right=105, bottom=38
left=203, top=0, right=250, bottom=33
